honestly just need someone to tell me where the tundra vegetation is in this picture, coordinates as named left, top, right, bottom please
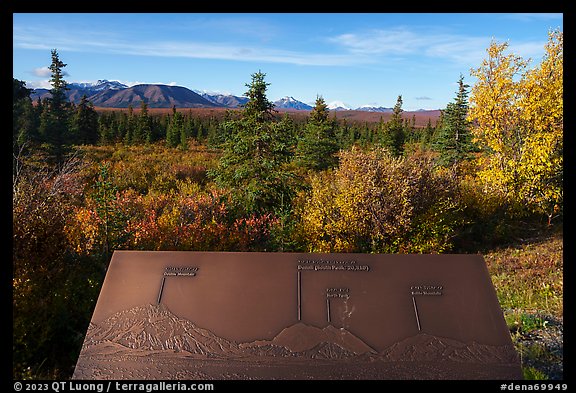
left=13, top=31, right=562, bottom=379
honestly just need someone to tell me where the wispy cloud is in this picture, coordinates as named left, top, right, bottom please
left=112, top=41, right=363, bottom=66
left=13, top=25, right=364, bottom=67
left=327, top=27, right=547, bottom=67
left=331, top=29, right=420, bottom=55
left=415, top=96, right=432, bottom=100
left=13, top=22, right=553, bottom=70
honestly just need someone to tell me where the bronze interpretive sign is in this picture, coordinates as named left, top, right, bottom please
left=73, top=251, right=522, bottom=380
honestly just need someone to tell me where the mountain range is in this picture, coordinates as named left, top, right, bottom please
left=83, top=303, right=518, bottom=365
left=30, top=80, right=434, bottom=112
left=84, top=304, right=375, bottom=360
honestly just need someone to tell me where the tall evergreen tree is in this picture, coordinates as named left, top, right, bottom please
left=434, top=75, right=475, bottom=167
left=295, top=96, right=339, bottom=171
left=38, top=49, right=70, bottom=165
left=241, top=70, right=276, bottom=121
left=380, top=95, right=406, bottom=157
left=210, top=71, right=295, bottom=215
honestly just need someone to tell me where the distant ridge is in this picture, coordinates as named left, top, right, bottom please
left=29, top=79, right=439, bottom=111
left=89, top=84, right=217, bottom=108
left=199, top=92, right=249, bottom=108
left=31, top=82, right=219, bottom=109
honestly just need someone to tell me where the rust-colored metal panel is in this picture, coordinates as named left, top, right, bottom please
left=73, top=251, right=522, bottom=380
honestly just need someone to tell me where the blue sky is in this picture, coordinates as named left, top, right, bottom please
left=13, top=13, right=562, bottom=110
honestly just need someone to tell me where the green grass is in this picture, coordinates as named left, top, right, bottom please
left=485, top=228, right=563, bottom=380
left=485, top=229, right=563, bottom=317
left=523, top=367, right=549, bottom=380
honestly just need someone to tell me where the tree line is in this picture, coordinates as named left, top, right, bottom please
left=14, top=52, right=459, bottom=166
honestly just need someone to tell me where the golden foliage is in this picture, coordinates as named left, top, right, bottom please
left=468, top=30, right=563, bottom=222
left=300, top=147, right=461, bottom=253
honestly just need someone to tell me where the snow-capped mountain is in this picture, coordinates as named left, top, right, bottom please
left=197, top=91, right=248, bottom=108
left=31, top=82, right=217, bottom=108
left=69, top=79, right=128, bottom=91
left=327, top=101, right=352, bottom=111
left=274, top=96, right=313, bottom=111
left=28, top=77, right=440, bottom=112
left=356, top=105, right=394, bottom=113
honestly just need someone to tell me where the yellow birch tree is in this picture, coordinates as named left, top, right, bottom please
left=468, top=30, right=562, bottom=224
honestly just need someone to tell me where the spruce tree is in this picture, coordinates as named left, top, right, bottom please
left=70, top=95, right=98, bottom=145
left=381, top=95, right=406, bottom=157
left=132, top=101, right=151, bottom=144
left=420, top=118, right=435, bottom=147
left=166, top=106, right=182, bottom=148
left=295, top=96, right=339, bottom=170
left=434, top=75, right=475, bottom=167
left=210, top=71, right=295, bottom=215
left=241, top=70, right=276, bottom=121
left=98, top=112, right=114, bottom=145
left=39, top=49, right=70, bottom=165
left=124, top=105, right=135, bottom=144
left=13, top=79, right=39, bottom=152
left=117, top=112, right=128, bottom=143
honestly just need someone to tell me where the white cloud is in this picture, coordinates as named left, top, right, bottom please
left=33, top=67, right=51, bottom=77
left=328, top=27, right=548, bottom=67
left=32, top=66, right=69, bottom=77
left=25, top=80, right=52, bottom=89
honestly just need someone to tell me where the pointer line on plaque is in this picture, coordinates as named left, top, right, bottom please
left=326, top=297, right=331, bottom=323
left=412, top=296, right=422, bottom=331
left=297, top=271, right=302, bottom=321
left=157, top=276, right=166, bottom=305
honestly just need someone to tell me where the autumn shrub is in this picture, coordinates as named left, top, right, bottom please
left=171, top=163, right=208, bottom=184
left=299, top=147, right=463, bottom=253
left=77, top=143, right=219, bottom=195
left=13, top=157, right=103, bottom=379
left=68, top=182, right=280, bottom=253
left=128, top=190, right=279, bottom=251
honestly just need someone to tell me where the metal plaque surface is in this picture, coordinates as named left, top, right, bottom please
left=73, top=251, right=522, bottom=380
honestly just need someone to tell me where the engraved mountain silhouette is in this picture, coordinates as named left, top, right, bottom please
left=379, top=333, right=519, bottom=364
left=84, top=304, right=241, bottom=357
left=241, top=322, right=377, bottom=356
left=84, top=304, right=377, bottom=360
